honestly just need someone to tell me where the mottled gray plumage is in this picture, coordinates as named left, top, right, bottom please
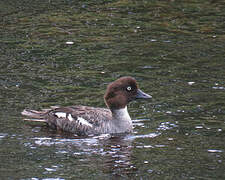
left=22, top=106, right=113, bottom=135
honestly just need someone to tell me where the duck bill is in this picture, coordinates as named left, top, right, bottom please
left=136, top=89, right=152, bottom=99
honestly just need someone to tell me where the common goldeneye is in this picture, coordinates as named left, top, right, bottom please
left=21, top=76, right=152, bottom=135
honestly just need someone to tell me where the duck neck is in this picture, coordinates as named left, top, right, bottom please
left=97, top=106, right=133, bottom=134
left=111, top=106, right=132, bottom=124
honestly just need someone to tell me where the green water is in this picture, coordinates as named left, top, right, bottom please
left=0, top=0, right=225, bottom=179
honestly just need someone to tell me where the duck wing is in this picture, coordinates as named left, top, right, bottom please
left=22, top=105, right=112, bottom=135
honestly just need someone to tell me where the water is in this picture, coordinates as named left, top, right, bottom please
left=1, top=0, right=225, bottom=179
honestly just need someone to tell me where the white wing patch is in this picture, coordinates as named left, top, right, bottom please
left=55, top=112, right=67, bottom=118
left=68, top=114, right=74, bottom=121
left=55, top=112, right=74, bottom=122
left=54, top=112, right=92, bottom=127
left=77, top=117, right=93, bottom=127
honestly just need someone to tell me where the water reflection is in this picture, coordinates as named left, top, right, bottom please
left=23, top=122, right=161, bottom=178
left=0, top=133, right=8, bottom=140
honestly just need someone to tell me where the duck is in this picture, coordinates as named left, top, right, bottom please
left=21, top=76, right=152, bottom=135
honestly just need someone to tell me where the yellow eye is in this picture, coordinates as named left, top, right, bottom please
left=127, top=86, right=132, bottom=91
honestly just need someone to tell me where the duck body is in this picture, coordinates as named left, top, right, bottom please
left=22, top=77, right=152, bottom=135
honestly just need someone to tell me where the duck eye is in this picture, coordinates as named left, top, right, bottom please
left=126, top=86, right=132, bottom=91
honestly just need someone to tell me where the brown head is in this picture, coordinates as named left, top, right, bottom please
left=104, top=76, right=152, bottom=110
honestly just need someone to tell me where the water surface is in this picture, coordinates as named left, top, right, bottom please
left=0, top=0, right=225, bottom=179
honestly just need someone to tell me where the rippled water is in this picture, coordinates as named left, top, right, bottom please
left=1, top=0, right=225, bottom=179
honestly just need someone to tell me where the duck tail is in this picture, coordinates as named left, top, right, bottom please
left=21, top=109, right=47, bottom=122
